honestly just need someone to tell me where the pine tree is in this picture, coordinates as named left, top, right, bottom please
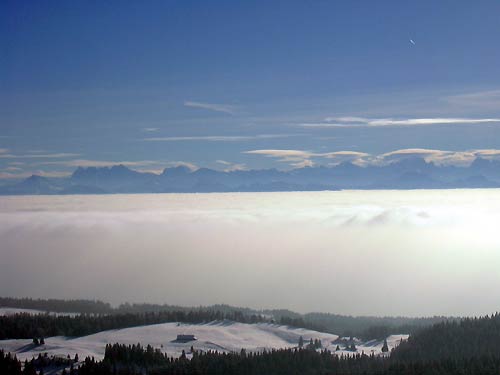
left=298, top=336, right=304, bottom=348
left=381, top=338, right=389, bottom=353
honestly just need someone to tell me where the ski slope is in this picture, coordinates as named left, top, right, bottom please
left=0, top=320, right=408, bottom=361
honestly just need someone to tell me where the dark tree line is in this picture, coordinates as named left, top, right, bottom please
left=0, top=350, right=22, bottom=375
left=5, top=345, right=500, bottom=375
left=394, top=313, right=500, bottom=362
left=301, top=312, right=452, bottom=339
left=2, top=310, right=429, bottom=343
left=0, top=298, right=263, bottom=316
left=77, top=344, right=500, bottom=375
left=0, top=297, right=113, bottom=314
left=1, top=296, right=448, bottom=339
left=0, top=350, right=75, bottom=375
left=0, top=310, right=266, bottom=340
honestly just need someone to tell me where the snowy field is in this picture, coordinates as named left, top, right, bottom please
left=0, top=320, right=408, bottom=361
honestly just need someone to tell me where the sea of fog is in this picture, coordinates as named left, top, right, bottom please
left=1, top=190, right=499, bottom=317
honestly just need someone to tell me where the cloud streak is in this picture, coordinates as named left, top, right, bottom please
left=184, top=101, right=237, bottom=114
left=244, top=149, right=371, bottom=167
left=244, top=149, right=317, bottom=168
left=0, top=161, right=188, bottom=180
left=0, top=170, right=72, bottom=179
left=0, top=153, right=80, bottom=159
left=245, top=148, right=500, bottom=168
left=381, top=148, right=500, bottom=167
left=34, top=159, right=167, bottom=168
left=302, top=117, right=500, bottom=128
left=215, top=160, right=248, bottom=172
left=444, top=90, right=500, bottom=109
left=143, top=134, right=296, bottom=142
left=164, top=161, right=199, bottom=171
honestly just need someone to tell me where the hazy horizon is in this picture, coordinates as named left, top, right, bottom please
left=1, top=189, right=499, bottom=317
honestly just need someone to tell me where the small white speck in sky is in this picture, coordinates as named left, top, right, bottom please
left=409, top=39, right=416, bottom=45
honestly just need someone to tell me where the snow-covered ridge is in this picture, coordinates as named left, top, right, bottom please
left=0, top=320, right=408, bottom=361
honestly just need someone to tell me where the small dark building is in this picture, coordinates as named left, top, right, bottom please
left=176, top=334, right=197, bottom=342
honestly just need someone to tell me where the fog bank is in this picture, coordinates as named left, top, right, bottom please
left=1, top=190, right=499, bottom=316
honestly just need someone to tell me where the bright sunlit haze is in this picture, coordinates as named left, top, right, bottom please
left=1, top=189, right=499, bottom=317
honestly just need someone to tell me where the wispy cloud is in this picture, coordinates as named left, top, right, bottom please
left=245, top=148, right=500, bottom=168
left=444, top=90, right=500, bottom=109
left=381, top=148, right=500, bottom=167
left=184, top=100, right=237, bottom=114
left=164, top=161, right=199, bottom=171
left=215, top=160, right=248, bottom=172
left=142, top=127, right=159, bottom=132
left=244, top=149, right=316, bottom=168
left=3, top=167, right=22, bottom=172
left=59, top=159, right=200, bottom=173
left=0, top=152, right=80, bottom=159
left=322, top=151, right=371, bottom=158
left=34, top=159, right=165, bottom=168
left=244, top=149, right=313, bottom=158
left=291, top=159, right=315, bottom=168
left=143, top=134, right=295, bottom=142
left=0, top=170, right=72, bottom=179
left=0, top=160, right=201, bottom=179
left=0, top=148, right=8, bottom=154
left=321, top=151, right=371, bottom=166
left=302, top=117, right=500, bottom=128
left=244, top=149, right=371, bottom=167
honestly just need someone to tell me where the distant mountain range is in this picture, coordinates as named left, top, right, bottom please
left=1, top=157, right=500, bottom=195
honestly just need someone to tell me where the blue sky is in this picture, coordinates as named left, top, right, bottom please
left=2, top=0, right=500, bottom=178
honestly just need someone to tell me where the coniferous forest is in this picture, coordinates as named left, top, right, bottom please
left=0, top=310, right=266, bottom=340
left=0, top=297, right=447, bottom=339
left=3, top=313, right=500, bottom=374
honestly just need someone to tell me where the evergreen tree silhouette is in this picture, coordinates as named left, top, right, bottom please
left=381, top=338, right=389, bottom=353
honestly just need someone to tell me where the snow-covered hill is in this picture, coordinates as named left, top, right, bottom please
left=0, top=320, right=408, bottom=361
